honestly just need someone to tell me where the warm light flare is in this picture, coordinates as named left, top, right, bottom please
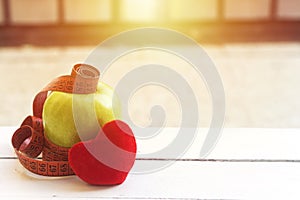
left=120, top=0, right=161, bottom=22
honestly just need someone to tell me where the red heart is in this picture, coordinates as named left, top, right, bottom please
left=69, top=120, right=137, bottom=185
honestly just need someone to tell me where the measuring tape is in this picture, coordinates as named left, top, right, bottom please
left=11, top=64, right=100, bottom=176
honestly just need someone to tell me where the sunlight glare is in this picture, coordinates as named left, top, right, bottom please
left=120, top=0, right=161, bottom=22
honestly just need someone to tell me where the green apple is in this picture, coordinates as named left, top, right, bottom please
left=43, top=82, right=121, bottom=148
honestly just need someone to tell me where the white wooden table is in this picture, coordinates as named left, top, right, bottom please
left=1, top=127, right=300, bottom=199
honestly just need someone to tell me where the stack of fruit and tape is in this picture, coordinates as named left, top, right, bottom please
left=11, top=64, right=137, bottom=185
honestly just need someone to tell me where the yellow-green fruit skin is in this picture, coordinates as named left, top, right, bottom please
left=43, top=82, right=121, bottom=148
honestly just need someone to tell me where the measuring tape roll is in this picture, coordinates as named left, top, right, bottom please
left=11, top=64, right=100, bottom=177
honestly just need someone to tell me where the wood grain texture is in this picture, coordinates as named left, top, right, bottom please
left=2, top=127, right=300, bottom=159
left=1, top=159, right=300, bottom=199
left=1, top=127, right=300, bottom=199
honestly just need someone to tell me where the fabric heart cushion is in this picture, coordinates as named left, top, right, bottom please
left=69, top=120, right=137, bottom=185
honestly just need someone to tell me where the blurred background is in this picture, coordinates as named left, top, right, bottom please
left=0, top=0, right=300, bottom=128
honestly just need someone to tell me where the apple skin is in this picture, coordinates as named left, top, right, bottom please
left=43, top=82, right=121, bottom=148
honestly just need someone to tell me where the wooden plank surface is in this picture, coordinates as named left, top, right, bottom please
left=1, top=127, right=300, bottom=199
left=2, top=127, right=300, bottom=159
left=1, top=160, right=300, bottom=199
